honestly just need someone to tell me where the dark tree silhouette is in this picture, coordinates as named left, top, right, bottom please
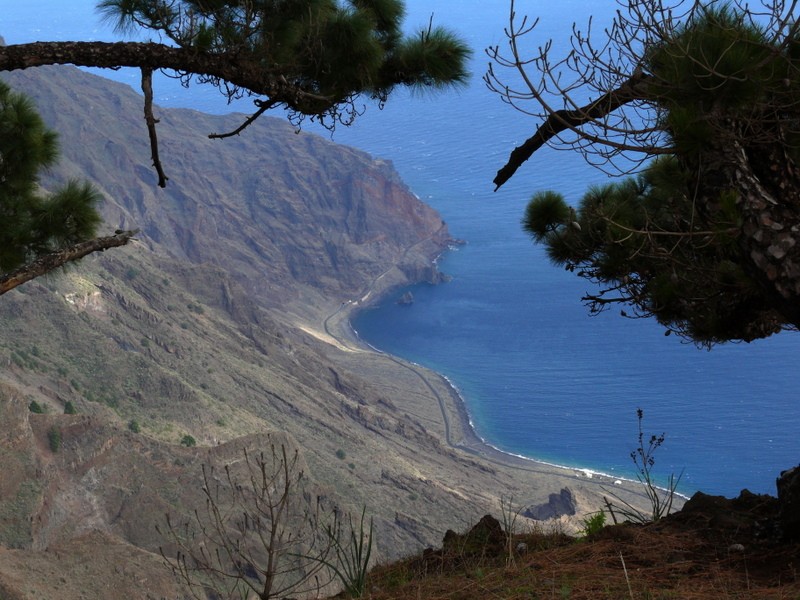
left=488, top=0, right=800, bottom=346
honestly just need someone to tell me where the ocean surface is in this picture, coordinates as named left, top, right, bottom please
left=5, top=0, right=799, bottom=496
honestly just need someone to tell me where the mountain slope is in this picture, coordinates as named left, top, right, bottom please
left=8, top=65, right=449, bottom=308
left=0, top=66, right=655, bottom=599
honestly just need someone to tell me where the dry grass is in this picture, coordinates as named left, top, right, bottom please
left=358, top=493, right=800, bottom=600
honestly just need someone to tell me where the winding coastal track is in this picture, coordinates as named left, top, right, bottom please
left=322, top=224, right=463, bottom=444
left=320, top=236, right=652, bottom=501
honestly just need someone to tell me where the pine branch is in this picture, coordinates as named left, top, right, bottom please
left=0, top=230, right=138, bottom=296
left=209, top=99, right=277, bottom=139
left=493, top=72, right=653, bottom=190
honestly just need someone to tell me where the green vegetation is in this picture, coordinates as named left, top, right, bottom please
left=12, top=348, right=46, bottom=372
left=27, top=400, right=43, bottom=414
left=0, top=0, right=470, bottom=290
left=490, top=1, right=800, bottom=346
left=94, top=0, right=471, bottom=138
left=0, top=80, right=101, bottom=276
left=179, top=434, right=196, bottom=447
left=63, top=401, right=77, bottom=415
left=48, top=427, right=61, bottom=452
left=128, top=420, right=141, bottom=434
left=316, top=507, right=374, bottom=598
left=0, top=78, right=128, bottom=296
left=335, top=448, right=346, bottom=460
left=0, top=478, right=42, bottom=548
left=186, top=303, right=204, bottom=315
left=578, top=510, right=606, bottom=537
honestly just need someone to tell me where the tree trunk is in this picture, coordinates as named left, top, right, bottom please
left=696, top=129, right=800, bottom=332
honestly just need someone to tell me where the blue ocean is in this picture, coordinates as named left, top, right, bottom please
left=5, top=0, right=799, bottom=496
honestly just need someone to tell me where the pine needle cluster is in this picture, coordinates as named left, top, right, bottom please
left=0, top=80, right=101, bottom=274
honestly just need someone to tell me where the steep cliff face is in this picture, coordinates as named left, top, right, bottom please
left=5, top=66, right=450, bottom=310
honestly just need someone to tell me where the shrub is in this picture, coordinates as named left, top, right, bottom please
left=187, top=303, right=205, bottom=315
left=128, top=420, right=141, bottom=433
left=579, top=510, right=606, bottom=537
left=604, top=408, right=683, bottom=523
left=316, top=507, right=374, bottom=598
left=28, top=400, right=44, bottom=414
left=181, top=434, right=197, bottom=447
left=63, top=401, right=77, bottom=415
left=158, top=442, right=340, bottom=599
left=48, top=427, right=61, bottom=452
left=335, top=448, right=346, bottom=460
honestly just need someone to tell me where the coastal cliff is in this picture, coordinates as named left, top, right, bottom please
left=5, top=65, right=451, bottom=308
left=0, top=66, right=654, bottom=599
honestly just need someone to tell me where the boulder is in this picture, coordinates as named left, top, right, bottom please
left=441, top=514, right=506, bottom=556
left=777, top=464, right=800, bottom=540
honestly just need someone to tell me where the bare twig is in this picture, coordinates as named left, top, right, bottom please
left=487, top=0, right=800, bottom=183
left=499, top=495, right=524, bottom=568
left=209, top=99, right=277, bottom=139
left=158, top=440, right=338, bottom=600
left=603, top=409, right=683, bottom=524
left=620, top=551, right=634, bottom=600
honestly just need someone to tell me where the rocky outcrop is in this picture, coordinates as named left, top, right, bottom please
left=413, top=515, right=508, bottom=573
left=523, top=488, right=577, bottom=520
left=778, top=465, right=800, bottom=540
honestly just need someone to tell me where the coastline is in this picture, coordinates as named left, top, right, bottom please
left=324, top=292, right=658, bottom=494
